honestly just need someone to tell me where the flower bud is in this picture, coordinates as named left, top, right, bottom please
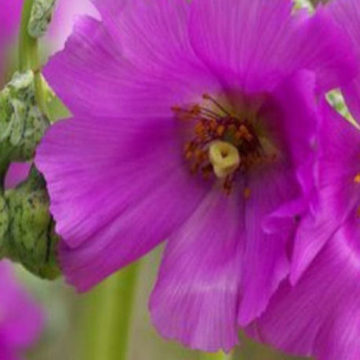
left=5, top=168, right=60, bottom=279
left=0, top=71, right=49, bottom=162
left=28, top=0, right=57, bottom=38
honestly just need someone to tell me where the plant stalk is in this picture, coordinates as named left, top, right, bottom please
left=77, top=262, right=140, bottom=360
left=18, top=0, right=48, bottom=115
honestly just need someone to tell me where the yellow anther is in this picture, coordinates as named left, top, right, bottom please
left=171, top=105, right=181, bottom=112
left=235, top=131, right=242, bottom=140
left=195, top=123, right=206, bottom=139
left=184, top=142, right=192, bottom=152
left=354, top=173, right=360, bottom=184
left=190, top=163, right=199, bottom=174
left=239, top=124, right=253, bottom=141
left=191, top=105, right=201, bottom=115
left=228, top=124, right=237, bottom=133
left=185, top=151, right=193, bottom=160
left=209, top=120, right=217, bottom=131
left=216, top=125, right=225, bottom=136
left=209, top=140, right=241, bottom=178
left=195, top=149, right=206, bottom=161
left=243, top=187, right=251, bottom=199
left=201, top=165, right=212, bottom=180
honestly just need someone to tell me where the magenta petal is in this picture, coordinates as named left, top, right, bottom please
left=44, top=12, right=219, bottom=119
left=0, top=262, right=44, bottom=351
left=150, top=190, right=242, bottom=352
left=264, top=70, right=318, bottom=198
left=299, top=8, right=357, bottom=92
left=290, top=210, right=335, bottom=285
left=0, top=346, right=17, bottom=360
left=249, top=225, right=360, bottom=360
left=291, top=103, right=360, bottom=283
left=0, top=0, right=22, bottom=79
left=238, top=71, right=320, bottom=324
left=330, top=0, right=360, bottom=123
left=238, top=163, right=297, bottom=325
left=343, top=79, right=360, bottom=125
left=189, top=0, right=291, bottom=91
left=189, top=0, right=355, bottom=92
left=92, top=0, right=196, bottom=72
left=36, top=115, right=209, bottom=291
left=44, top=16, right=127, bottom=117
left=47, top=0, right=98, bottom=52
left=0, top=0, right=22, bottom=43
left=4, top=163, right=31, bottom=189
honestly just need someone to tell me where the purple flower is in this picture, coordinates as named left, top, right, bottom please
left=248, top=103, right=360, bottom=360
left=36, top=0, right=355, bottom=351
left=0, top=261, right=44, bottom=360
left=290, top=0, right=360, bottom=284
left=246, top=1, right=360, bottom=359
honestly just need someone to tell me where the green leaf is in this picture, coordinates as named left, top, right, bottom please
left=0, top=71, right=49, bottom=162
left=28, top=0, right=57, bottom=38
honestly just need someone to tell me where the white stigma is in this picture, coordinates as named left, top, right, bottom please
left=209, top=140, right=241, bottom=178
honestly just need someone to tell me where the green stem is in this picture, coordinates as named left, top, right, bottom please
left=19, top=0, right=37, bottom=72
left=77, top=262, right=140, bottom=360
left=200, top=352, right=234, bottom=360
left=18, top=0, right=48, bottom=115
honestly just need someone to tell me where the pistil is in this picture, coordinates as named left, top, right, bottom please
left=208, top=141, right=241, bottom=179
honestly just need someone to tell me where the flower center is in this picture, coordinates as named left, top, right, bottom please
left=173, top=94, right=276, bottom=193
